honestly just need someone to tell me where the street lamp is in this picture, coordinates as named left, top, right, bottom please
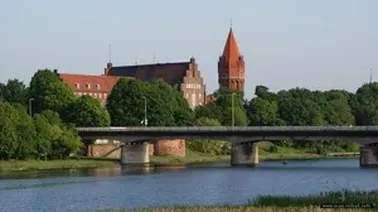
left=29, top=98, right=34, bottom=117
left=142, top=96, right=148, bottom=127
left=231, top=93, right=236, bottom=127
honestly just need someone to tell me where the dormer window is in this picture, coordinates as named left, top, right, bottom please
left=86, top=84, right=91, bottom=89
left=75, top=83, right=80, bottom=89
left=96, top=84, right=101, bottom=90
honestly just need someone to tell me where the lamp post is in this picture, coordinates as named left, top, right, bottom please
left=29, top=98, right=34, bottom=117
left=231, top=93, right=236, bottom=127
left=142, top=96, right=147, bottom=127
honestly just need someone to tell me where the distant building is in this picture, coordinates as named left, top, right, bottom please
left=57, top=70, right=119, bottom=106
left=57, top=57, right=206, bottom=109
left=104, top=57, right=206, bottom=109
left=218, top=27, right=245, bottom=92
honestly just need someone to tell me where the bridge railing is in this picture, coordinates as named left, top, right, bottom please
left=76, top=126, right=378, bottom=132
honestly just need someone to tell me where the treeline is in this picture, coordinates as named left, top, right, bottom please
left=1, top=69, right=378, bottom=159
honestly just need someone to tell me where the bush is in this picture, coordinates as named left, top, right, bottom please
left=267, top=145, right=278, bottom=153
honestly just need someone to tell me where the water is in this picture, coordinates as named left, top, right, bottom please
left=0, top=158, right=377, bottom=212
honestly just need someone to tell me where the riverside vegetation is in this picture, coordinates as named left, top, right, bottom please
left=100, top=190, right=378, bottom=212
left=0, top=69, right=377, bottom=170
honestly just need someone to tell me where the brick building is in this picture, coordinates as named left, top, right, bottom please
left=104, top=57, right=206, bottom=109
left=218, top=27, right=245, bottom=92
left=57, top=71, right=119, bottom=106
left=57, top=57, right=206, bottom=109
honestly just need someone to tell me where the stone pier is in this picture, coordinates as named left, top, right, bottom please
left=231, top=143, right=259, bottom=167
left=360, top=144, right=378, bottom=168
left=121, top=142, right=149, bottom=165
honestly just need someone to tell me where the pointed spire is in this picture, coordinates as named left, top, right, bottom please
left=222, top=27, right=241, bottom=61
left=370, top=68, right=373, bottom=83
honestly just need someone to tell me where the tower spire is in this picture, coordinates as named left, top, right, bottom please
left=370, top=68, right=373, bottom=83
left=229, top=18, right=232, bottom=29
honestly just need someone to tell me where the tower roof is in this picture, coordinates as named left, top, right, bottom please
left=222, top=28, right=241, bottom=60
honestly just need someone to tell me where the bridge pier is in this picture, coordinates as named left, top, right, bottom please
left=231, top=143, right=259, bottom=167
left=360, top=144, right=378, bottom=168
left=120, top=142, right=149, bottom=165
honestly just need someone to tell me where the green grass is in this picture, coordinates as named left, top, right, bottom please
left=151, top=149, right=229, bottom=165
left=99, top=190, right=377, bottom=212
left=0, top=158, right=119, bottom=172
left=99, top=206, right=371, bottom=212
left=251, top=190, right=378, bottom=207
left=0, top=142, right=359, bottom=172
left=151, top=142, right=358, bottom=166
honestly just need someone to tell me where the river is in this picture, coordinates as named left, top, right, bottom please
left=0, top=158, right=377, bottom=212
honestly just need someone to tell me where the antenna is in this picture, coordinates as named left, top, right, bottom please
left=108, top=44, right=112, bottom=63
left=229, top=18, right=233, bottom=28
left=153, top=52, right=156, bottom=63
left=370, top=68, right=373, bottom=83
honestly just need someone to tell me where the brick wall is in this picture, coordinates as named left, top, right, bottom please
left=87, top=144, right=121, bottom=158
left=154, top=139, right=186, bottom=157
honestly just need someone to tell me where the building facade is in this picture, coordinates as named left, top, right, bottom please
left=104, top=57, right=206, bottom=109
left=218, top=27, right=245, bottom=93
left=57, top=70, right=119, bottom=106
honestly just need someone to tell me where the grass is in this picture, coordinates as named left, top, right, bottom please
left=251, top=190, right=378, bottom=207
left=0, top=158, right=119, bottom=172
left=0, top=141, right=359, bottom=172
left=150, top=142, right=358, bottom=166
left=99, top=190, right=377, bottom=212
left=99, top=206, right=371, bottom=212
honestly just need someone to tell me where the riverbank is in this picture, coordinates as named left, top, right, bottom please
left=0, top=149, right=359, bottom=172
left=102, top=206, right=369, bottom=212
left=0, top=159, right=119, bottom=172
left=150, top=143, right=359, bottom=166
left=101, top=190, right=377, bottom=212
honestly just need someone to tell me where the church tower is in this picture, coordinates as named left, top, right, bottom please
left=218, top=27, right=245, bottom=92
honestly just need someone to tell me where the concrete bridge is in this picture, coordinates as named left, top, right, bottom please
left=76, top=126, right=378, bottom=168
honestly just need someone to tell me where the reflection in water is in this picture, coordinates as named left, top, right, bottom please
left=0, top=159, right=377, bottom=212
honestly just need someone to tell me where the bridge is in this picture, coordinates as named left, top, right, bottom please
left=76, top=126, right=378, bottom=168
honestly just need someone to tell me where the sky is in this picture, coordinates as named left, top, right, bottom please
left=1, top=0, right=377, bottom=99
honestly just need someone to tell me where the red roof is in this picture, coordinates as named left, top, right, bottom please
left=58, top=73, right=120, bottom=93
left=222, top=28, right=241, bottom=62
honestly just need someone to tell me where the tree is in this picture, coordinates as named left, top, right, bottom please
left=107, top=78, right=153, bottom=126
left=64, top=95, right=110, bottom=127
left=247, top=97, right=278, bottom=126
left=186, top=117, right=230, bottom=155
left=172, top=90, right=194, bottom=126
left=33, top=114, right=53, bottom=159
left=353, top=83, right=378, bottom=125
left=28, top=69, right=75, bottom=115
left=1, top=79, right=28, bottom=105
left=107, top=78, right=192, bottom=126
left=0, top=102, right=35, bottom=159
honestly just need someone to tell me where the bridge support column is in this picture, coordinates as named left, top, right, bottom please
left=121, top=142, right=149, bottom=165
left=231, top=143, right=259, bottom=167
left=360, top=144, right=378, bottom=168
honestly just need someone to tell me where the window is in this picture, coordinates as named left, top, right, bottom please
left=83, top=93, right=87, bottom=95
left=86, top=84, right=91, bottom=89
left=78, top=92, right=82, bottom=96
left=104, top=93, right=108, bottom=99
left=99, top=93, right=102, bottom=99
left=93, top=93, right=98, bottom=98
left=191, top=93, right=196, bottom=108
left=75, top=83, right=80, bottom=89
left=74, top=92, right=77, bottom=96
left=96, top=84, right=101, bottom=90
